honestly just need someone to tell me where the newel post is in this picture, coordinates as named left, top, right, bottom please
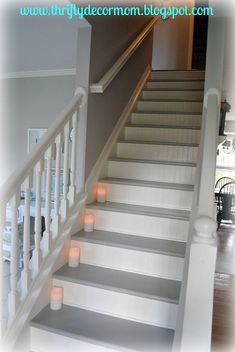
left=180, top=216, right=217, bottom=352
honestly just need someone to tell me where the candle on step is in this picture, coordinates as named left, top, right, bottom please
left=68, top=246, right=80, bottom=268
left=84, top=213, right=95, bottom=232
left=97, top=185, right=107, bottom=203
left=50, top=286, right=63, bottom=311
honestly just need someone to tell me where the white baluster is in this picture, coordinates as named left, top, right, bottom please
left=20, top=177, right=32, bottom=297
left=52, top=134, right=61, bottom=236
left=0, top=207, right=7, bottom=336
left=8, top=194, right=20, bottom=321
left=68, top=112, right=78, bottom=206
left=61, top=122, right=70, bottom=219
left=32, top=160, right=42, bottom=275
left=42, top=146, right=52, bottom=255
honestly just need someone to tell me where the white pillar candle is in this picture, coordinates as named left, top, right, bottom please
left=68, top=247, right=80, bottom=268
left=84, top=214, right=95, bottom=232
left=97, top=186, right=107, bottom=203
left=50, top=286, right=63, bottom=311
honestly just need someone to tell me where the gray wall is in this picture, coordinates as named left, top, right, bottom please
left=0, top=16, right=154, bottom=184
left=152, top=15, right=194, bottom=70
left=85, top=16, right=153, bottom=176
left=3, top=6, right=79, bottom=73
left=0, top=75, right=75, bottom=184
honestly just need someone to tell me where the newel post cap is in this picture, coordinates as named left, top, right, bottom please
left=193, top=216, right=217, bottom=245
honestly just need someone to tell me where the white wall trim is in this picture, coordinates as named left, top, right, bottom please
left=1, top=69, right=76, bottom=80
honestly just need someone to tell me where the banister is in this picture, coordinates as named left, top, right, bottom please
left=90, top=17, right=161, bottom=93
left=0, top=87, right=87, bottom=205
left=173, top=16, right=225, bottom=352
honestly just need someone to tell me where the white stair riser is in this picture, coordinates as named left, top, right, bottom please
left=147, top=81, right=204, bottom=90
left=98, top=182, right=193, bottom=210
left=108, top=161, right=195, bottom=185
left=142, top=90, right=203, bottom=101
left=53, top=279, right=178, bottom=329
left=31, top=327, right=115, bottom=352
left=137, top=101, right=203, bottom=113
left=131, top=113, right=201, bottom=128
left=86, top=209, right=188, bottom=242
left=117, top=143, right=198, bottom=163
left=125, top=127, right=200, bottom=144
left=150, top=71, right=205, bottom=80
left=70, top=240, right=184, bottom=281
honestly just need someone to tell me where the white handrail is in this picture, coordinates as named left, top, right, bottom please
left=90, top=17, right=160, bottom=93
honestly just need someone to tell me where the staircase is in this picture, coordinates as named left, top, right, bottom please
left=30, top=70, right=205, bottom=352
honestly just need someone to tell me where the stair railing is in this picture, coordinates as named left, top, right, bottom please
left=90, top=17, right=160, bottom=93
left=173, top=17, right=225, bottom=352
left=0, top=87, right=88, bottom=346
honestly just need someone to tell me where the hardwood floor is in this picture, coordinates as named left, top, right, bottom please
left=211, top=224, right=235, bottom=352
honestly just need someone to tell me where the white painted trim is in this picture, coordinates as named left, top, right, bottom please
left=2, top=192, right=87, bottom=351
left=85, top=65, right=151, bottom=201
left=90, top=18, right=160, bottom=93
left=1, top=69, right=76, bottom=80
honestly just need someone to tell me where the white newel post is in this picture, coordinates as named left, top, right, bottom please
left=180, top=216, right=217, bottom=352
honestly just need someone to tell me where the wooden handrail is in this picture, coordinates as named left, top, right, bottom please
left=90, top=17, right=161, bottom=93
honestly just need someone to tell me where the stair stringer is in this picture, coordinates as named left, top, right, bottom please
left=3, top=192, right=87, bottom=352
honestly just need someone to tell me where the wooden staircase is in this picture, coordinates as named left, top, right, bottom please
left=30, top=70, right=205, bottom=352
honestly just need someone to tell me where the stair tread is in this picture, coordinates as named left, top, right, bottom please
left=118, top=139, right=199, bottom=147
left=99, top=177, right=194, bottom=191
left=31, top=305, right=174, bottom=352
left=148, top=79, right=205, bottom=82
left=133, top=110, right=202, bottom=115
left=54, top=263, right=181, bottom=303
left=109, top=157, right=196, bottom=167
left=143, top=88, right=204, bottom=92
left=87, top=202, right=190, bottom=221
left=126, top=123, right=200, bottom=130
left=72, top=229, right=186, bottom=257
left=138, top=99, right=203, bottom=103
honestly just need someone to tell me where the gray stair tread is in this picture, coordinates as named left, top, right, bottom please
left=148, top=79, right=204, bottom=82
left=126, top=123, right=200, bottom=130
left=87, top=201, right=190, bottom=221
left=109, top=156, right=196, bottom=167
left=138, top=99, right=203, bottom=103
left=133, top=110, right=202, bottom=115
left=31, top=305, right=174, bottom=352
left=118, top=139, right=199, bottom=147
left=143, top=88, right=204, bottom=92
left=54, top=263, right=181, bottom=303
left=72, top=229, right=186, bottom=258
left=99, top=177, right=194, bottom=191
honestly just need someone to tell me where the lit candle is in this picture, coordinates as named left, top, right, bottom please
left=97, top=185, right=107, bottom=203
left=68, top=246, right=80, bottom=268
left=84, top=213, right=94, bottom=232
left=50, top=286, right=63, bottom=311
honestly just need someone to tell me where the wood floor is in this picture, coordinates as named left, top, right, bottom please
left=211, top=224, right=235, bottom=352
